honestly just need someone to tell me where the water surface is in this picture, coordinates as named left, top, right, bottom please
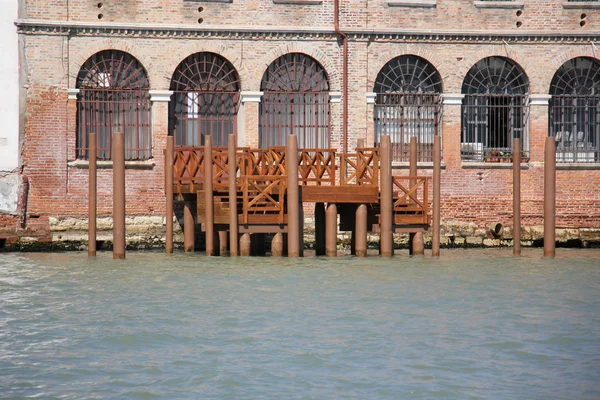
left=1, top=249, right=599, bottom=399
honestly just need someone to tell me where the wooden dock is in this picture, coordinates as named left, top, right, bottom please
left=167, top=134, right=438, bottom=257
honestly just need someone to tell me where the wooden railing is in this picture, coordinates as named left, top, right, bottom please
left=392, top=176, right=430, bottom=224
left=340, top=147, right=379, bottom=186
left=298, top=149, right=336, bottom=185
left=241, top=175, right=286, bottom=224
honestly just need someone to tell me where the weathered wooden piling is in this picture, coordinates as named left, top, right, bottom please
left=228, top=134, right=239, bottom=257
left=272, top=232, right=284, bottom=257
left=204, top=135, right=214, bottom=256
left=355, top=204, right=367, bottom=257
left=544, top=136, right=556, bottom=257
left=112, top=131, right=126, bottom=260
left=513, top=137, right=521, bottom=256
left=326, top=202, right=337, bottom=257
left=240, top=233, right=251, bottom=256
left=183, top=201, right=195, bottom=253
left=88, top=132, right=97, bottom=257
left=409, top=136, right=424, bottom=255
left=287, top=134, right=301, bottom=258
left=165, top=136, right=174, bottom=254
left=219, top=231, right=228, bottom=256
left=380, top=135, right=393, bottom=257
left=432, top=135, right=441, bottom=257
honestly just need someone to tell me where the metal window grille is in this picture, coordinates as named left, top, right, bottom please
left=461, top=56, right=529, bottom=161
left=549, top=57, right=600, bottom=163
left=169, top=52, right=240, bottom=147
left=373, top=55, right=443, bottom=162
left=259, top=53, right=330, bottom=148
left=76, top=50, right=151, bottom=160
left=374, top=94, right=441, bottom=162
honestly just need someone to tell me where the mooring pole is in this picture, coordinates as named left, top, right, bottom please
left=326, top=202, right=337, bottom=257
left=183, top=201, right=195, bottom=253
left=544, top=136, right=556, bottom=257
left=432, top=135, right=441, bottom=256
left=380, top=135, right=393, bottom=257
left=112, top=131, right=126, bottom=260
left=165, top=136, right=174, bottom=254
left=409, top=136, right=424, bottom=255
left=228, top=134, right=239, bottom=256
left=240, top=233, right=251, bottom=256
left=513, top=137, right=521, bottom=255
left=88, top=133, right=97, bottom=257
left=204, top=135, right=214, bottom=256
left=287, top=134, right=301, bottom=257
left=355, top=204, right=367, bottom=257
left=219, top=231, right=228, bottom=256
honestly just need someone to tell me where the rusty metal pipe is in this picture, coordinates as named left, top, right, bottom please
left=326, top=202, right=337, bottom=257
left=432, top=135, right=441, bottom=256
left=112, top=131, right=126, bottom=260
left=204, top=136, right=214, bottom=256
left=544, top=136, right=556, bottom=258
left=165, top=136, right=174, bottom=254
left=88, top=132, right=97, bottom=257
left=287, top=134, right=301, bottom=257
left=513, top=137, right=521, bottom=256
left=380, top=135, right=393, bottom=257
left=228, top=134, right=239, bottom=257
left=334, top=0, right=348, bottom=157
left=355, top=204, right=367, bottom=257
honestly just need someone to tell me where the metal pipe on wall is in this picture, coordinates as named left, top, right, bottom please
left=165, top=136, right=174, bottom=254
left=432, top=135, right=441, bottom=256
left=513, top=137, right=521, bottom=256
left=334, top=0, right=348, bottom=157
left=544, top=136, right=556, bottom=258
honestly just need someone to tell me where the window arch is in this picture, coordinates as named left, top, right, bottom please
left=373, top=55, right=442, bottom=162
left=259, top=53, right=330, bottom=148
left=169, top=52, right=241, bottom=147
left=461, top=56, right=529, bottom=161
left=76, top=50, right=151, bottom=160
left=549, top=57, right=600, bottom=163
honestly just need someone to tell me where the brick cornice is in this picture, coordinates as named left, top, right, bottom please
left=15, top=19, right=600, bottom=44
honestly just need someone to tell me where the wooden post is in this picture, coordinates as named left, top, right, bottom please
left=272, top=232, right=284, bottom=257
left=219, top=230, right=228, bottom=256
left=88, top=133, right=97, bottom=257
left=183, top=201, right=195, bottom=253
left=165, top=136, right=174, bottom=254
left=240, top=233, right=251, bottom=256
left=355, top=204, right=367, bottom=257
left=315, top=202, right=326, bottom=256
left=380, top=135, right=393, bottom=257
left=513, top=137, right=521, bottom=256
left=112, top=131, right=126, bottom=260
left=432, top=135, right=441, bottom=257
left=287, top=134, right=301, bottom=257
left=228, top=134, right=239, bottom=257
left=204, top=135, right=214, bottom=256
left=409, top=136, right=424, bottom=255
left=326, top=202, right=337, bottom=257
left=544, top=136, right=556, bottom=257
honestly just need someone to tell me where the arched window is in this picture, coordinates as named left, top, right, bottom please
left=374, top=55, right=442, bottom=162
left=259, top=53, right=330, bottom=148
left=169, top=53, right=240, bottom=147
left=549, top=57, right=600, bottom=163
left=76, top=50, right=151, bottom=160
left=461, top=56, right=529, bottom=161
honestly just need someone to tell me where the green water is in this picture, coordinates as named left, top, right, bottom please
left=1, top=249, right=599, bottom=399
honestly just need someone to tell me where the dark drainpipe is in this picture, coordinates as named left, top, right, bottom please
left=334, top=0, right=348, bottom=157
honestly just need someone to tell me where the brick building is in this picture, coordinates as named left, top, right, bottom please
left=6, top=0, right=600, bottom=249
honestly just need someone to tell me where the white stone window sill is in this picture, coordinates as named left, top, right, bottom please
left=388, top=0, right=436, bottom=7
left=68, top=160, right=156, bottom=169
left=563, top=1, right=600, bottom=8
left=461, top=161, right=530, bottom=169
left=474, top=1, right=524, bottom=9
left=191, top=0, right=232, bottom=3
left=273, top=0, right=322, bottom=4
left=391, top=161, right=446, bottom=169
left=556, top=163, right=600, bottom=170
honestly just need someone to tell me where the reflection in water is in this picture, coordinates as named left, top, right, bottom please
left=0, top=249, right=599, bottom=399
